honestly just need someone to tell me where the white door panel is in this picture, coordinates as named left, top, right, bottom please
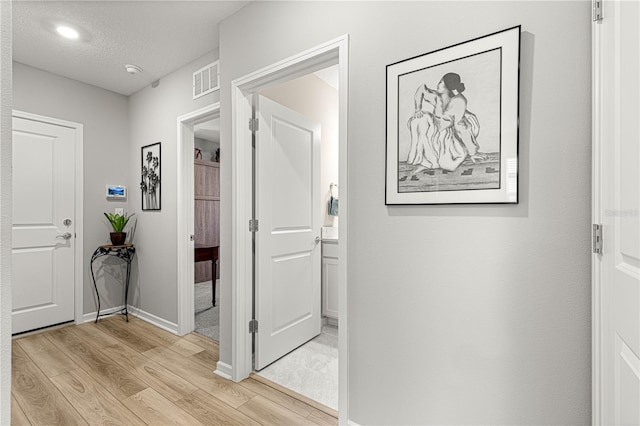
left=13, top=132, right=55, bottom=223
left=12, top=248, right=55, bottom=310
left=272, top=251, right=313, bottom=331
left=616, top=337, right=640, bottom=425
left=597, top=1, right=640, bottom=424
left=12, top=116, right=76, bottom=334
left=255, top=95, right=321, bottom=370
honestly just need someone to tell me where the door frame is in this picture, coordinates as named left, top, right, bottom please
left=230, top=35, right=349, bottom=421
left=591, top=11, right=605, bottom=418
left=176, top=103, right=220, bottom=335
left=590, top=1, right=640, bottom=421
left=592, top=13, right=603, bottom=423
left=12, top=110, right=84, bottom=328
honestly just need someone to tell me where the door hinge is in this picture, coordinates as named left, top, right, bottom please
left=249, top=319, right=258, bottom=333
left=593, top=224, right=603, bottom=254
left=593, top=0, right=603, bottom=21
left=249, top=117, right=259, bottom=133
left=249, top=219, right=259, bottom=233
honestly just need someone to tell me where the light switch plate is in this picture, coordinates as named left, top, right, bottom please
left=321, top=226, right=338, bottom=239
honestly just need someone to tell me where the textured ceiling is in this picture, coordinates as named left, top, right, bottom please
left=194, top=116, right=220, bottom=142
left=13, top=1, right=249, bottom=96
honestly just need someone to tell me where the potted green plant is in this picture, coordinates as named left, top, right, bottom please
left=104, top=212, right=134, bottom=246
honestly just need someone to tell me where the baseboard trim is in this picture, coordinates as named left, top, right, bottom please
left=323, top=316, right=339, bottom=327
left=127, top=306, right=179, bottom=334
left=81, top=305, right=125, bottom=323
left=82, top=305, right=179, bottom=335
left=347, top=421, right=361, bottom=426
left=214, top=361, right=233, bottom=380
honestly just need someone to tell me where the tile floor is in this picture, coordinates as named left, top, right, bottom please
left=257, top=325, right=339, bottom=410
left=194, top=281, right=338, bottom=410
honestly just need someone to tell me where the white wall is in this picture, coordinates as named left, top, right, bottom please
left=259, top=72, right=339, bottom=227
left=195, top=136, right=219, bottom=162
left=219, top=1, right=591, bottom=424
left=13, top=62, right=131, bottom=315
left=127, top=50, right=219, bottom=324
left=0, top=1, right=12, bottom=422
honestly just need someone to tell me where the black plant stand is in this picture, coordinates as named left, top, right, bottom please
left=90, top=244, right=136, bottom=323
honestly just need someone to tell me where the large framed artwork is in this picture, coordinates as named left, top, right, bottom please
left=140, top=142, right=161, bottom=210
left=386, top=26, right=520, bottom=205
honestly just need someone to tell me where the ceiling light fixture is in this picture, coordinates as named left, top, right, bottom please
left=56, top=26, right=79, bottom=40
left=125, top=64, right=143, bottom=75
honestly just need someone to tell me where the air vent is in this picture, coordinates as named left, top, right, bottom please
left=193, top=60, right=219, bottom=99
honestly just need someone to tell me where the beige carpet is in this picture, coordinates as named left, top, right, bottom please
left=194, top=280, right=219, bottom=341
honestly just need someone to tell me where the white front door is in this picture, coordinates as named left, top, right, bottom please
left=595, top=1, right=640, bottom=423
left=254, top=95, right=322, bottom=370
left=12, top=115, right=77, bottom=334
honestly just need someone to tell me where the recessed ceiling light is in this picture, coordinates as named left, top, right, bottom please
left=56, top=26, right=79, bottom=40
left=125, top=64, right=143, bottom=75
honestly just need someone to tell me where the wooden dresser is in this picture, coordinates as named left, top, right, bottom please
left=194, top=159, right=220, bottom=283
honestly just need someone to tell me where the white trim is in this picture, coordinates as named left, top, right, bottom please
left=347, top=421, right=362, bottom=426
left=0, top=6, right=12, bottom=422
left=74, top=121, right=84, bottom=329
left=230, top=34, right=350, bottom=424
left=81, top=305, right=125, bottom=323
left=12, top=110, right=84, bottom=330
left=336, top=38, right=350, bottom=426
left=323, top=317, right=338, bottom=327
left=83, top=305, right=180, bottom=335
left=214, top=361, right=233, bottom=380
left=12, top=110, right=81, bottom=129
left=128, top=305, right=179, bottom=334
left=231, top=82, right=253, bottom=382
left=592, top=9, right=604, bottom=426
left=176, top=103, right=220, bottom=335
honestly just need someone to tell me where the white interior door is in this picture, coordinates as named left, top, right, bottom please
left=254, top=95, right=322, bottom=370
left=595, top=1, right=640, bottom=423
left=12, top=115, right=76, bottom=334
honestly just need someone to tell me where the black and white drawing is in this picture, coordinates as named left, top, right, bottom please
left=140, top=142, right=161, bottom=210
left=386, top=26, right=520, bottom=205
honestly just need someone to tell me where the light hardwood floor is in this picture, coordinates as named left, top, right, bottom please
left=12, top=316, right=338, bottom=426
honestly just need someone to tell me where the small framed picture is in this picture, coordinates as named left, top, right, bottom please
left=140, top=142, right=161, bottom=210
left=386, top=26, right=520, bottom=205
left=105, top=185, right=126, bottom=199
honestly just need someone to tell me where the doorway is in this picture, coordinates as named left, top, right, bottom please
left=193, top=116, right=221, bottom=341
left=252, top=66, right=339, bottom=410
left=230, top=35, right=349, bottom=420
left=176, top=103, right=220, bottom=336
left=592, top=1, right=640, bottom=423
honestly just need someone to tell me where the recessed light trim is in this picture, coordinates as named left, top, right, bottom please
left=56, top=26, right=79, bottom=40
left=125, top=64, right=143, bottom=75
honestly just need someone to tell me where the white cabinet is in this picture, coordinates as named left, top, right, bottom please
left=322, top=241, right=339, bottom=321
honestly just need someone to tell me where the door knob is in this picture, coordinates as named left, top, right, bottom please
left=56, top=232, right=72, bottom=240
left=315, top=236, right=321, bottom=244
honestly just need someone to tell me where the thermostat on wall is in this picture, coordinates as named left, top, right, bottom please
left=106, top=185, right=127, bottom=199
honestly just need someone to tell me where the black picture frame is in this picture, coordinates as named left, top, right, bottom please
left=385, top=26, right=520, bottom=205
left=141, top=142, right=161, bottom=211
